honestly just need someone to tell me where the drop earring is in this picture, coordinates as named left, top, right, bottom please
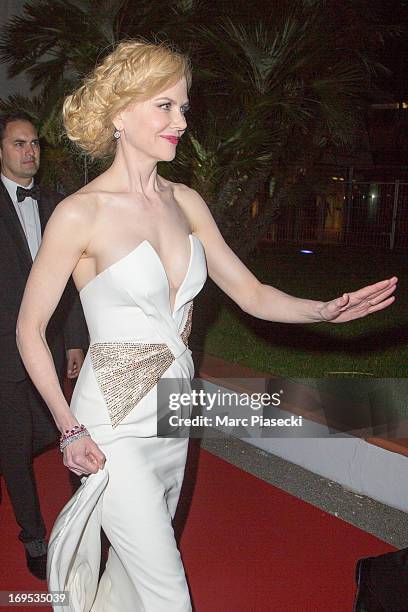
left=113, top=129, right=121, bottom=139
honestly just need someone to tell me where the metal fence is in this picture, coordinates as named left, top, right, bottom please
left=269, top=181, right=408, bottom=249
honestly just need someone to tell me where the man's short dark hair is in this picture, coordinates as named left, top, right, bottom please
left=0, top=113, right=37, bottom=146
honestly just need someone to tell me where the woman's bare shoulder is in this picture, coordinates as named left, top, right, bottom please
left=169, top=181, right=208, bottom=209
left=163, top=181, right=213, bottom=234
left=50, top=191, right=99, bottom=226
left=55, top=191, right=100, bottom=218
left=168, top=182, right=222, bottom=241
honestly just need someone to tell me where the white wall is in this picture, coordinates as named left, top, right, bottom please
left=200, top=379, right=408, bottom=513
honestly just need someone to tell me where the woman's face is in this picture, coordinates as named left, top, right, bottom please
left=118, top=77, right=189, bottom=162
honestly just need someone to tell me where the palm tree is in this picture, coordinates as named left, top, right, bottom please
left=167, top=3, right=380, bottom=254
left=0, top=0, right=399, bottom=256
left=0, top=0, right=127, bottom=92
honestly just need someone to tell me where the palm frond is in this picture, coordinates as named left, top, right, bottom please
left=0, top=0, right=393, bottom=255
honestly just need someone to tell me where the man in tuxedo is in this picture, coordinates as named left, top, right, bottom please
left=0, top=113, right=88, bottom=580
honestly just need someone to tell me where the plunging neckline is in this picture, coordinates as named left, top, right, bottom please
left=79, top=233, right=196, bottom=316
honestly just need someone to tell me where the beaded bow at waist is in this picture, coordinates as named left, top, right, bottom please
left=89, top=302, right=193, bottom=428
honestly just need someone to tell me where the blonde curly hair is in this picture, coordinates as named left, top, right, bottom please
left=63, top=39, right=192, bottom=158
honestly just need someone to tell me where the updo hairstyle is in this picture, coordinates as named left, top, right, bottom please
left=63, top=40, right=191, bottom=158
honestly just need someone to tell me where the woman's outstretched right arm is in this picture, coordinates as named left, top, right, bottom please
left=16, top=195, right=105, bottom=476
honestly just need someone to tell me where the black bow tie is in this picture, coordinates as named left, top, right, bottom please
left=16, top=185, right=41, bottom=203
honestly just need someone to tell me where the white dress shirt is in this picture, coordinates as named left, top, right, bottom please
left=1, top=173, right=42, bottom=260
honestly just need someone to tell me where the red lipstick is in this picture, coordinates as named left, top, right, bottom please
left=160, top=135, right=179, bottom=145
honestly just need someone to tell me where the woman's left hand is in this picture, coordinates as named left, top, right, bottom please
left=66, top=348, right=85, bottom=379
left=318, top=277, right=398, bottom=323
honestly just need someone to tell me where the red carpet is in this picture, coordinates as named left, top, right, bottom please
left=0, top=444, right=395, bottom=611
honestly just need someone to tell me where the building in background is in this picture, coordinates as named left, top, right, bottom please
left=269, top=103, right=408, bottom=250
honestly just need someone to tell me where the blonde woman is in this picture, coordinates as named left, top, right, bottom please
left=16, top=40, right=397, bottom=611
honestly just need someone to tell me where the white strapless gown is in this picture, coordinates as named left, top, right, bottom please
left=47, top=234, right=207, bottom=611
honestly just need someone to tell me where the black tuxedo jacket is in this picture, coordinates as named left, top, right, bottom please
left=0, top=179, right=88, bottom=382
